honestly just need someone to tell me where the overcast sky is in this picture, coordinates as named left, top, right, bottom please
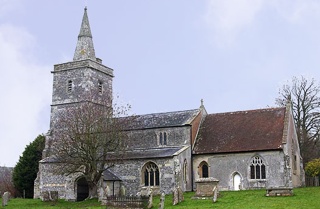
left=1, top=0, right=320, bottom=166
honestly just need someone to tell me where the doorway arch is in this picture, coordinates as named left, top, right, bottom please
left=233, top=173, right=241, bottom=191
left=76, top=177, right=89, bottom=201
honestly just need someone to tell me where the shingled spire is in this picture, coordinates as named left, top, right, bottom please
left=73, top=7, right=96, bottom=61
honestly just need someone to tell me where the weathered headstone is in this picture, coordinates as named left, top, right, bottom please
left=120, top=185, right=126, bottom=196
left=158, top=192, right=165, bottom=209
left=2, top=191, right=10, bottom=206
left=172, top=187, right=179, bottom=205
left=177, top=187, right=184, bottom=202
left=41, top=191, right=58, bottom=202
left=212, top=185, right=218, bottom=203
left=147, top=191, right=153, bottom=209
left=105, top=185, right=111, bottom=197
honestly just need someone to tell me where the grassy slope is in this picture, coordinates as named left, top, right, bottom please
left=1, top=187, right=320, bottom=209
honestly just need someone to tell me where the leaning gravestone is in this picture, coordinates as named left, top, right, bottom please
left=212, top=185, right=218, bottom=203
left=2, top=191, right=10, bottom=206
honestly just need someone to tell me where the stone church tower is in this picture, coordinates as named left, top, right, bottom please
left=42, top=7, right=114, bottom=158
left=35, top=8, right=114, bottom=199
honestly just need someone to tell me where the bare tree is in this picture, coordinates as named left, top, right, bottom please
left=0, top=166, right=16, bottom=196
left=276, top=76, right=320, bottom=163
left=50, top=94, right=132, bottom=199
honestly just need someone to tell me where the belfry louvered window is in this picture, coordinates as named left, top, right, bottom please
left=98, top=80, right=103, bottom=94
left=143, top=162, right=160, bottom=186
left=250, top=156, right=266, bottom=179
left=67, top=80, right=73, bottom=93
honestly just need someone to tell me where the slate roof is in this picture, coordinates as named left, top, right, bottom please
left=193, top=107, right=286, bottom=154
left=122, top=147, right=185, bottom=159
left=103, top=170, right=121, bottom=181
left=124, top=109, right=200, bottom=130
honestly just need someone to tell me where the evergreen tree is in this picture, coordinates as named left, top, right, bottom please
left=12, top=135, right=45, bottom=198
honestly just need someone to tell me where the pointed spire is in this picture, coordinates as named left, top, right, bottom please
left=73, top=7, right=96, bottom=61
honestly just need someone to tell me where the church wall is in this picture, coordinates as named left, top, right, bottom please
left=108, top=157, right=175, bottom=195
left=108, top=146, right=191, bottom=196
left=126, top=126, right=191, bottom=149
left=281, top=106, right=303, bottom=187
left=193, top=150, right=289, bottom=191
left=37, top=162, right=67, bottom=199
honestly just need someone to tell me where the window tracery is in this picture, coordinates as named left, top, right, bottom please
left=143, top=162, right=160, bottom=186
left=250, top=156, right=266, bottom=179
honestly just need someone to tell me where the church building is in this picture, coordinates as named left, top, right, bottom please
left=34, top=8, right=304, bottom=201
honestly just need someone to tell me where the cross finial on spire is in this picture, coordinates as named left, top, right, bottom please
left=73, top=7, right=96, bottom=61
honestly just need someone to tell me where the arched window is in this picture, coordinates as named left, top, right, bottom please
left=143, top=162, right=160, bottom=186
left=198, top=161, right=209, bottom=178
left=250, top=156, right=266, bottom=179
left=159, top=132, right=163, bottom=145
left=163, top=132, right=167, bottom=145
left=159, top=132, right=168, bottom=146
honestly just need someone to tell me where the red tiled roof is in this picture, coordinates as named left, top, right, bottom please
left=193, top=107, right=286, bottom=154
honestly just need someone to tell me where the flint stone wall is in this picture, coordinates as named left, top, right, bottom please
left=193, top=151, right=291, bottom=191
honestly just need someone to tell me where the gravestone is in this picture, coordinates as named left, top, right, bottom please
left=2, top=191, right=10, bottom=206
left=147, top=189, right=153, bottom=209
left=158, top=192, right=165, bottom=209
left=120, top=185, right=126, bottom=196
left=212, top=185, right=218, bottom=203
left=172, top=187, right=179, bottom=205
left=177, top=187, right=184, bottom=202
left=41, top=191, right=58, bottom=202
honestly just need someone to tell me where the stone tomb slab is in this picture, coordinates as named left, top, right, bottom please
left=266, top=187, right=293, bottom=197
left=192, top=177, right=219, bottom=200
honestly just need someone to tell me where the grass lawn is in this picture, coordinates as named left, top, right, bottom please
left=1, top=187, right=320, bottom=208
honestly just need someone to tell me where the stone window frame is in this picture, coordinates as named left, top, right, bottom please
left=141, top=162, right=160, bottom=187
left=98, top=80, right=103, bottom=94
left=67, top=80, right=73, bottom=93
left=158, top=132, right=168, bottom=146
left=198, top=161, right=209, bottom=178
left=249, top=156, right=266, bottom=180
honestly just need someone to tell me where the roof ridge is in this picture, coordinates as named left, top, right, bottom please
left=135, top=108, right=199, bottom=117
left=208, top=106, right=285, bottom=116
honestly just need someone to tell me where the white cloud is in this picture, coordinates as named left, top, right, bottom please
left=0, top=24, right=51, bottom=167
left=271, top=0, right=320, bottom=24
left=204, top=0, right=320, bottom=46
left=204, top=0, right=264, bottom=46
